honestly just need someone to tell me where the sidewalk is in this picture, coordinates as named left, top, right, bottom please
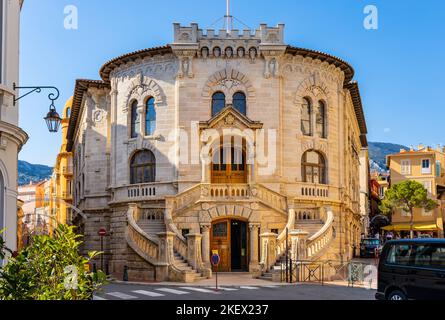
left=111, top=273, right=292, bottom=287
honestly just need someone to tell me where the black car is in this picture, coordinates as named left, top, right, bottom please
left=360, top=238, right=381, bottom=258
left=376, top=239, right=445, bottom=300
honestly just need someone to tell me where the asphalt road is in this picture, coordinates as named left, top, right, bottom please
left=95, top=282, right=376, bottom=301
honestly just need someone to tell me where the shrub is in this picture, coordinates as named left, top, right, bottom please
left=0, top=225, right=106, bottom=300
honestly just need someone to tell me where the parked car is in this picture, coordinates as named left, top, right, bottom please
left=375, top=239, right=445, bottom=300
left=360, top=238, right=381, bottom=258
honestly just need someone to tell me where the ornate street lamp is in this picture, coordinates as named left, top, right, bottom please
left=13, top=83, right=62, bottom=133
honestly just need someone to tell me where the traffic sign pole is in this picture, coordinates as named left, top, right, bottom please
left=98, top=229, right=107, bottom=272
left=211, top=251, right=220, bottom=292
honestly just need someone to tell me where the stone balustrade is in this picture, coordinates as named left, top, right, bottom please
left=125, top=206, right=160, bottom=265
left=202, top=183, right=251, bottom=200
left=296, top=183, right=339, bottom=201
left=112, top=182, right=177, bottom=204
left=306, top=208, right=335, bottom=259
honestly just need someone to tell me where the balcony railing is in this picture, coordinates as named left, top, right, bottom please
left=295, top=183, right=339, bottom=201
left=62, top=192, right=73, bottom=200
left=62, top=166, right=73, bottom=175
left=111, top=182, right=178, bottom=203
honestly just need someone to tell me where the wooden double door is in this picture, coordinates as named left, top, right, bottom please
left=211, top=139, right=247, bottom=184
left=210, top=219, right=248, bottom=272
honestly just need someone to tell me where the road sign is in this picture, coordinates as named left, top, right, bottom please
left=211, top=253, right=220, bottom=266
left=98, top=228, right=107, bottom=237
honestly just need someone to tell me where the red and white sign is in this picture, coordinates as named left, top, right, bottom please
left=98, top=228, right=107, bottom=237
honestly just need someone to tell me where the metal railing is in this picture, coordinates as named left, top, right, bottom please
left=277, top=259, right=376, bottom=287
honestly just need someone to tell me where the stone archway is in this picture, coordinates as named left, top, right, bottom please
left=210, top=217, right=249, bottom=272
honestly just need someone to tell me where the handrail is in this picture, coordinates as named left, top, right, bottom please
left=126, top=206, right=162, bottom=266
left=253, top=184, right=288, bottom=214
left=306, top=208, right=335, bottom=259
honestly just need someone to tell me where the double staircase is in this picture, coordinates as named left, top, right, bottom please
left=124, top=183, right=336, bottom=283
left=261, top=208, right=336, bottom=281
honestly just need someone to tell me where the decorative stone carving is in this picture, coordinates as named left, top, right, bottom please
left=202, top=68, right=255, bottom=99
left=249, top=47, right=257, bottom=62
left=225, top=47, right=233, bottom=58
left=213, top=47, right=221, bottom=58
left=237, top=47, right=245, bottom=58
left=124, top=76, right=166, bottom=112
left=201, top=47, right=209, bottom=59
left=224, top=114, right=236, bottom=126
left=302, top=140, right=328, bottom=155
left=93, top=109, right=105, bottom=123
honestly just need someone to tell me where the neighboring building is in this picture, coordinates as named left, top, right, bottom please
left=0, top=0, right=28, bottom=256
left=386, top=145, right=445, bottom=237
left=374, top=171, right=390, bottom=200
left=17, top=181, right=49, bottom=244
left=17, top=198, right=25, bottom=250
left=32, top=99, right=74, bottom=234
left=49, top=98, right=73, bottom=228
left=66, top=22, right=369, bottom=282
left=359, top=148, right=370, bottom=237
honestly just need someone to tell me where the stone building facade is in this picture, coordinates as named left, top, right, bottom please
left=0, top=0, right=27, bottom=257
left=67, top=22, right=369, bottom=282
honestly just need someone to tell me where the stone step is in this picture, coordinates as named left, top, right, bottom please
left=193, top=276, right=207, bottom=281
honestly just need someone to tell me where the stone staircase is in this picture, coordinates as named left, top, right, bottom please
left=295, top=220, right=324, bottom=237
left=260, top=209, right=336, bottom=282
left=136, top=218, right=207, bottom=282
left=137, top=220, right=167, bottom=236
left=173, top=251, right=207, bottom=281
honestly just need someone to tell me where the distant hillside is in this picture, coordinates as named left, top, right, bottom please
left=368, top=142, right=408, bottom=172
left=18, top=161, right=53, bottom=186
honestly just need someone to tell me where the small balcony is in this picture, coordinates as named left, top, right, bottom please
left=295, top=182, right=340, bottom=201
left=62, top=192, right=73, bottom=200
left=111, top=182, right=178, bottom=204
left=62, top=166, right=73, bottom=176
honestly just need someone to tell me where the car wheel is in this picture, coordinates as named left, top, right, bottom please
left=388, top=290, right=407, bottom=301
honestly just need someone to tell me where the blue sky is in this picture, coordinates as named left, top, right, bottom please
left=18, top=0, right=445, bottom=166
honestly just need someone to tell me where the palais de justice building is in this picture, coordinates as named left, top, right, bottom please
left=67, top=22, right=369, bottom=282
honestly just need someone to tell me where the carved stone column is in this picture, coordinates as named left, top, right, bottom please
left=186, top=233, right=203, bottom=271
left=156, top=232, right=175, bottom=282
left=290, top=230, right=309, bottom=261
left=260, top=232, right=278, bottom=272
left=249, top=223, right=261, bottom=274
left=200, top=224, right=211, bottom=268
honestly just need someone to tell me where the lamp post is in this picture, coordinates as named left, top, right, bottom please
left=13, top=83, right=62, bottom=133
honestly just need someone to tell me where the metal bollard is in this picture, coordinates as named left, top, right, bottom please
left=123, top=265, right=129, bottom=282
left=289, top=259, right=293, bottom=284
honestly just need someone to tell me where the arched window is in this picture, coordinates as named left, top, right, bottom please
left=302, top=150, right=326, bottom=184
left=233, top=92, right=247, bottom=115
left=301, top=98, right=312, bottom=136
left=130, top=101, right=140, bottom=138
left=316, top=101, right=326, bottom=138
left=212, top=92, right=226, bottom=117
left=130, top=150, right=156, bottom=184
left=66, top=107, right=71, bottom=118
left=145, top=97, right=156, bottom=136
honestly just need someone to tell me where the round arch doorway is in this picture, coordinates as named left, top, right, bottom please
left=210, top=218, right=249, bottom=272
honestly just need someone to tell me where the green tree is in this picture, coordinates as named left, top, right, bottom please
left=0, top=225, right=106, bottom=300
left=379, top=180, right=438, bottom=239
left=0, top=229, right=12, bottom=261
